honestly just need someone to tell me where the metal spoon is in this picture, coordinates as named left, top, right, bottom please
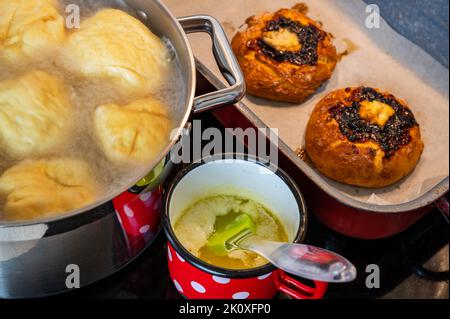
left=226, top=229, right=357, bottom=283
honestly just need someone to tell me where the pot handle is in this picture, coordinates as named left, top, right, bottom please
left=178, top=15, right=245, bottom=114
left=275, top=270, right=328, bottom=299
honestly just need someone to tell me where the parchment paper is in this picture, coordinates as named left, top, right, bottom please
left=163, top=0, right=449, bottom=205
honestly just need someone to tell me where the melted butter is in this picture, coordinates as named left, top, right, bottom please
left=338, top=38, right=360, bottom=61
left=359, top=100, right=395, bottom=127
left=200, top=203, right=288, bottom=270
left=174, top=194, right=288, bottom=270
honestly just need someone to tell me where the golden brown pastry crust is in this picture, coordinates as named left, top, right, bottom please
left=305, top=87, right=424, bottom=188
left=231, top=4, right=338, bottom=103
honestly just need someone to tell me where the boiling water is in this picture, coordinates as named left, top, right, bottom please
left=0, top=0, right=185, bottom=220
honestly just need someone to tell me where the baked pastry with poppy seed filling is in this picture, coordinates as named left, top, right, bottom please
left=231, top=4, right=338, bottom=103
left=305, top=87, right=424, bottom=188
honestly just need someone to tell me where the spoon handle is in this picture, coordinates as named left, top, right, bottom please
left=239, top=235, right=357, bottom=283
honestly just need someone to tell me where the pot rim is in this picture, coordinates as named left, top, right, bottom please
left=0, top=0, right=197, bottom=228
left=163, top=153, right=308, bottom=279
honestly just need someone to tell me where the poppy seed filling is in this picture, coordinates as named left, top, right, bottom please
left=329, top=87, right=418, bottom=158
left=252, top=16, right=324, bottom=66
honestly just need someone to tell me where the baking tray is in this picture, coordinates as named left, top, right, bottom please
left=196, top=62, right=448, bottom=213
left=163, top=0, right=449, bottom=213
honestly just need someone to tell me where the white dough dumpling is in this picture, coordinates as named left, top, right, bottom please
left=94, top=97, right=172, bottom=164
left=65, top=9, right=169, bottom=95
left=0, top=0, right=65, bottom=63
left=0, top=70, right=73, bottom=158
left=0, top=158, right=98, bottom=221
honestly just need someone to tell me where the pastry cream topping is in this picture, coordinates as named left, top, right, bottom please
left=359, top=100, right=395, bottom=127
left=262, top=28, right=301, bottom=52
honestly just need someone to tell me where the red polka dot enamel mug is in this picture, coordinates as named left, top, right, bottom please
left=163, top=155, right=328, bottom=299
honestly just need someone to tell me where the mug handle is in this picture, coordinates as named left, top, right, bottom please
left=275, top=270, right=328, bottom=299
left=178, top=15, right=245, bottom=114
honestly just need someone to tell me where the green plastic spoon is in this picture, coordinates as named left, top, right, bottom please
left=206, top=213, right=356, bottom=283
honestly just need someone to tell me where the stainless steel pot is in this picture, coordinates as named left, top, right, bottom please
left=0, top=0, right=245, bottom=298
